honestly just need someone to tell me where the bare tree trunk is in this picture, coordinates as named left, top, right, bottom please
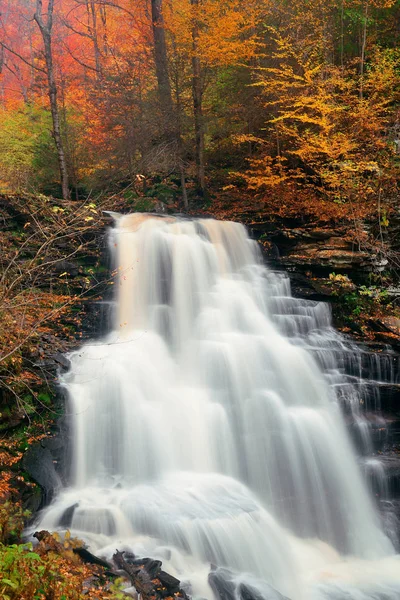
left=151, top=0, right=174, bottom=127
left=151, top=0, right=188, bottom=208
left=180, top=168, right=189, bottom=210
left=360, top=2, right=368, bottom=100
left=34, top=0, right=70, bottom=200
left=86, top=0, right=102, bottom=78
left=190, top=0, right=206, bottom=196
left=340, top=0, right=344, bottom=72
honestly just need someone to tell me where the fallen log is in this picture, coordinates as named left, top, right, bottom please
left=113, top=550, right=189, bottom=600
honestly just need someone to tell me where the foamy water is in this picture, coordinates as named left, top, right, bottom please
left=36, top=215, right=400, bottom=599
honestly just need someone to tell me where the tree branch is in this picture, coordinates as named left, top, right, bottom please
left=63, top=42, right=99, bottom=73
left=0, top=41, right=46, bottom=74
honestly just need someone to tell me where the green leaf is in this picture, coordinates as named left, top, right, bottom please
left=1, top=578, right=18, bottom=589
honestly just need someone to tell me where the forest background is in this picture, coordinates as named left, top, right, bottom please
left=0, top=0, right=398, bottom=216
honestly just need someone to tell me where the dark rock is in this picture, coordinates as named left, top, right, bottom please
left=374, top=384, right=400, bottom=414
left=158, top=570, right=181, bottom=591
left=73, top=547, right=112, bottom=569
left=208, top=568, right=236, bottom=600
left=123, top=552, right=137, bottom=563
left=209, top=570, right=290, bottom=600
left=113, top=550, right=189, bottom=600
left=48, top=259, right=79, bottom=277
left=238, top=583, right=265, bottom=600
left=22, top=442, right=62, bottom=506
left=58, top=503, right=79, bottom=528
left=346, top=411, right=400, bottom=453
left=379, top=498, right=400, bottom=550
left=146, top=559, right=162, bottom=578
left=238, top=582, right=290, bottom=600
left=21, top=484, right=43, bottom=515
left=51, top=352, right=71, bottom=370
left=377, top=456, right=400, bottom=497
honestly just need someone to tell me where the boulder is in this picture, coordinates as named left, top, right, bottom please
left=23, top=442, right=62, bottom=507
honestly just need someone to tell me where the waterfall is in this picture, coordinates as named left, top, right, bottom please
left=37, top=214, right=400, bottom=600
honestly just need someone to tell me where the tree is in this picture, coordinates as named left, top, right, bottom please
left=0, top=0, right=398, bottom=207
left=34, top=0, right=70, bottom=199
left=151, top=0, right=189, bottom=208
left=190, top=0, right=206, bottom=195
left=241, top=28, right=400, bottom=215
left=151, top=0, right=174, bottom=129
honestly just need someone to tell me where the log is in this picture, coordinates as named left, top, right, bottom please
left=113, top=550, right=189, bottom=600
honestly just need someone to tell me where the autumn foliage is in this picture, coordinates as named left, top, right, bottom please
left=0, top=0, right=396, bottom=214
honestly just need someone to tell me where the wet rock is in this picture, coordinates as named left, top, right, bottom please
left=377, top=456, right=400, bottom=497
left=374, top=384, right=400, bottom=414
left=158, top=571, right=182, bottom=592
left=238, top=582, right=290, bottom=600
left=209, top=570, right=290, bottom=600
left=346, top=410, right=400, bottom=453
left=113, top=551, right=188, bottom=600
left=123, top=552, right=137, bottom=564
left=73, top=547, right=112, bottom=569
left=23, top=442, right=62, bottom=507
left=208, top=569, right=236, bottom=600
left=145, top=559, right=162, bottom=578
left=50, top=352, right=71, bottom=371
left=57, top=502, right=78, bottom=528
left=380, top=498, right=400, bottom=550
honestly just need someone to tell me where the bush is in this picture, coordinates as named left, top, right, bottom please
left=0, top=106, right=58, bottom=193
left=0, top=531, right=123, bottom=600
left=0, top=541, right=85, bottom=600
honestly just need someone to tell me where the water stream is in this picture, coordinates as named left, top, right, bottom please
left=37, top=215, right=400, bottom=599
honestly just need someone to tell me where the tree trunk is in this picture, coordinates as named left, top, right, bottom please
left=87, top=0, right=102, bottom=78
left=340, top=0, right=344, bottom=72
left=34, top=0, right=70, bottom=200
left=180, top=167, right=189, bottom=210
left=190, top=0, right=206, bottom=196
left=151, top=0, right=174, bottom=129
left=360, top=2, right=368, bottom=100
left=151, top=0, right=188, bottom=208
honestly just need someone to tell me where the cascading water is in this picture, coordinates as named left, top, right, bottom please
left=37, top=214, right=400, bottom=600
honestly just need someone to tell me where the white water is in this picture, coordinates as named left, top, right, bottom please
left=37, top=215, right=400, bottom=599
